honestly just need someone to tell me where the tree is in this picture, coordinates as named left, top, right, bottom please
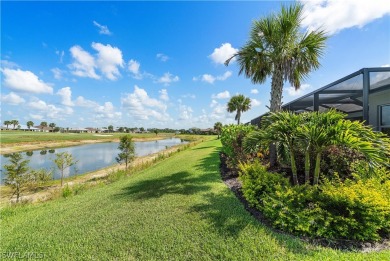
left=27, top=121, right=34, bottom=129
left=4, top=120, right=11, bottom=129
left=54, top=152, right=77, bottom=187
left=40, top=121, right=48, bottom=127
left=108, top=125, right=114, bottom=133
left=11, top=119, right=19, bottom=129
left=116, top=135, right=135, bottom=170
left=3, top=153, right=31, bottom=203
left=227, top=95, right=251, bottom=125
left=225, top=3, right=327, bottom=165
left=214, top=122, right=223, bottom=139
left=49, top=123, right=56, bottom=128
left=153, top=129, right=159, bottom=136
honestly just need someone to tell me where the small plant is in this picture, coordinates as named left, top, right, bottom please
left=54, top=152, right=78, bottom=187
left=116, top=135, right=135, bottom=171
left=62, top=185, right=73, bottom=198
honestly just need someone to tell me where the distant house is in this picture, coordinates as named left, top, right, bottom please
left=85, top=127, right=101, bottom=133
left=34, top=126, right=54, bottom=132
left=1, top=124, right=39, bottom=131
left=68, top=127, right=88, bottom=133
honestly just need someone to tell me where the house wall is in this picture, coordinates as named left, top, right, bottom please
left=369, top=88, right=390, bottom=130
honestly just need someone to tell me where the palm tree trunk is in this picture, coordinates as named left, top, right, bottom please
left=289, top=145, right=299, bottom=185
left=237, top=110, right=241, bottom=125
left=313, top=152, right=322, bottom=185
left=304, top=146, right=311, bottom=184
left=269, top=67, right=284, bottom=167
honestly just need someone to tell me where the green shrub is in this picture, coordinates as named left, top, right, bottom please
left=62, top=185, right=73, bottom=198
left=220, top=124, right=255, bottom=168
left=239, top=161, right=289, bottom=209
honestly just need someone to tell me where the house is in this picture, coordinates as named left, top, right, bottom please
left=249, top=67, right=390, bottom=135
left=0, top=124, right=39, bottom=131
left=85, top=127, right=101, bottom=133
left=34, top=126, right=54, bottom=132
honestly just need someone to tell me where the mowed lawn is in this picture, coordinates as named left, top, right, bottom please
left=1, top=139, right=388, bottom=260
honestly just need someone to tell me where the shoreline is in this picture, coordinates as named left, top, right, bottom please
left=0, top=141, right=194, bottom=205
left=0, top=136, right=171, bottom=155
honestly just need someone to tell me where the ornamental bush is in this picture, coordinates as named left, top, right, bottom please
left=240, top=161, right=390, bottom=241
left=220, top=124, right=255, bottom=168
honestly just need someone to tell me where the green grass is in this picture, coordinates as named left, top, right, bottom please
left=1, top=139, right=388, bottom=260
left=0, top=131, right=179, bottom=144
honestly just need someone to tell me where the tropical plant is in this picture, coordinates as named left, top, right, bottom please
left=153, top=129, right=159, bottom=136
left=54, top=152, right=77, bottom=187
left=116, top=135, right=135, bottom=170
left=49, top=122, right=56, bottom=128
left=11, top=119, right=19, bottom=129
left=108, top=125, right=114, bottom=133
left=4, top=120, right=11, bottom=128
left=27, top=121, right=34, bottom=129
left=3, top=153, right=31, bottom=203
left=245, top=111, right=302, bottom=185
left=40, top=121, right=48, bottom=127
left=227, top=94, right=251, bottom=125
left=225, top=3, right=327, bottom=165
left=213, top=122, right=223, bottom=139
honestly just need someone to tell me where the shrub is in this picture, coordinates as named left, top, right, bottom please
left=220, top=124, right=255, bottom=168
left=239, top=161, right=289, bottom=209
left=62, top=185, right=73, bottom=198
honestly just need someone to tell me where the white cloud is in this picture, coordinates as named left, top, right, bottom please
left=1, top=60, right=19, bottom=69
left=301, top=0, right=390, bottom=35
left=93, top=21, right=112, bottom=35
left=121, top=85, right=169, bottom=121
left=128, top=59, right=143, bottom=79
left=209, top=43, right=238, bottom=64
left=69, top=45, right=100, bottom=79
left=51, top=68, right=64, bottom=80
left=156, top=72, right=179, bottom=86
left=57, top=87, right=74, bottom=106
left=286, top=83, right=312, bottom=97
left=251, top=89, right=259, bottom=94
left=92, top=42, right=124, bottom=80
left=251, top=98, right=261, bottom=107
left=159, top=89, right=169, bottom=101
left=94, top=102, right=121, bottom=119
left=210, top=99, right=218, bottom=108
left=178, top=104, right=193, bottom=120
left=156, top=53, right=169, bottom=62
left=55, top=50, right=65, bottom=63
left=27, top=97, right=73, bottom=119
left=182, top=94, right=196, bottom=99
left=29, top=113, right=44, bottom=120
left=193, top=71, right=232, bottom=84
left=1, top=92, right=25, bottom=105
left=212, top=90, right=230, bottom=99
left=74, top=96, right=98, bottom=108
left=2, top=68, right=53, bottom=94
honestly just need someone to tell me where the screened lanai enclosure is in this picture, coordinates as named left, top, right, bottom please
left=249, top=67, right=390, bottom=135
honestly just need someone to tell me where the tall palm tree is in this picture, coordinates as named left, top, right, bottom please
left=11, top=120, right=19, bottom=129
left=225, top=3, right=327, bottom=165
left=214, top=122, right=223, bottom=139
left=227, top=95, right=251, bottom=125
left=4, top=120, right=11, bottom=129
left=27, top=121, right=34, bottom=130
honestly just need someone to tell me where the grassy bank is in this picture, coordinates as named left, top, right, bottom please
left=1, top=139, right=388, bottom=260
left=0, top=131, right=176, bottom=144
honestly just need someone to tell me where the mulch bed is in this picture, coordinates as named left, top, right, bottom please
left=219, top=152, right=390, bottom=252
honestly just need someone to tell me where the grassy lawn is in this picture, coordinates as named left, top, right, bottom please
left=0, top=139, right=388, bottom=260
left=0, top=131, right=179, bottom=144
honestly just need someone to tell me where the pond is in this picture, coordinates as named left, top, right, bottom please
left=0, top=138, right=187, bottom=184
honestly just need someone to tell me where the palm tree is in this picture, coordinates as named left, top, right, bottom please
left=4, top=120, right=11, bottom=129
left=11, top=120, right=19, bottom=129
left=214, top=122, right=223, bottom=139
left=227, top=95, right=251, bottom=125
left=225, top=3, right=327, bottom=165
left=27, top=121, right=34, bottom=130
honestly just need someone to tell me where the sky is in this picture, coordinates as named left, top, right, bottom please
left=1, top=0, right=390, bottom=129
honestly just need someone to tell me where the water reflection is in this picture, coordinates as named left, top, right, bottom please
left=1, top=138, right=186, bottom=183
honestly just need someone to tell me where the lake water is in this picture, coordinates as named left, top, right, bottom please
left=0, top=138, right=187, bottom=183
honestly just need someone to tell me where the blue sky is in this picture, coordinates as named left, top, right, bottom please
left=1, top=0, right=390, bottom=129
